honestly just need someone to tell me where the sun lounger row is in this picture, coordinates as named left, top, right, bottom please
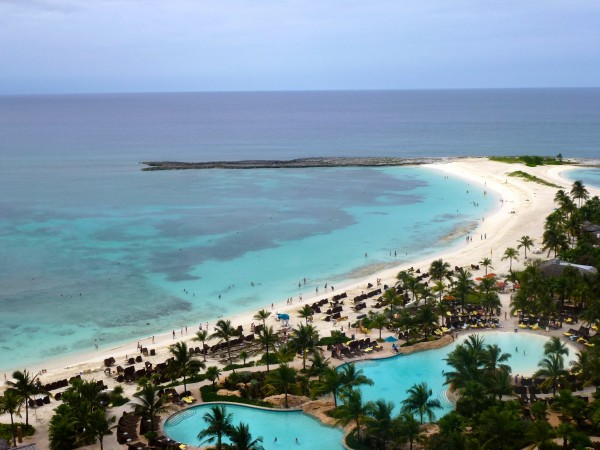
left=117, top=411, right=140, bottom=444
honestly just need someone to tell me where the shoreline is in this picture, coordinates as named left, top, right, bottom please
left=3, top=158, right=599, bottom=381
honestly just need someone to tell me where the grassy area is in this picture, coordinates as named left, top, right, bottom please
left=489, top=155, right=567, bottom=166
left=200, top=385, right=272, bottom=407
left=0, top=423, right=35, bottom=445
left=507, top=170, right=561, bottom=188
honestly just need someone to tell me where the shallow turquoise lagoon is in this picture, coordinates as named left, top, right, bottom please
left=564, top=167, right=600, bottom=191
left=163, top=403, right=344, bottom=450
left=0, top=164, right=498, bottom=371
left=354, top=331, right=576, bottom=416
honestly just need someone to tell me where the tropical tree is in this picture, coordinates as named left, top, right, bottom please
left=6, top=369, right=41, bottom=426
left=49, top=406, right=77, bottom=450
left=289, top=323, right=319, bottom=370
left=193, top=329, right=209, bottom=361
left=534, top=353, right=568, bottom=396
left=333, top=388, right=370, bottom=440
left=482, top=344, right=511, bottom=374
left=501, top=247, right=519, bottom=272
left=453, top=268, right=475, bottom=311
left=307, top=349, right=330, bottom=378
left=0, top=390, right=23, bottom=447
left=132, top=381, right=173, bottom=433
left=393, top=413, right=422, bottom=450
left=267, top=364, right=297, bottom=408
left=205, top=366, right=221, bottom=388
left=169, top=341, right=205, bottom=392
left=432, top=280, right=447, bottom=303
left=297, top=304, right=314, bottom=325
left=517, top=235, right=534, bottom=259
left=258, top=325, right=277, bottom=373
left=211, top=319, right=240, bottom=366
left=86, top=408, right=116, bottom=450
left=430, top=258, right=451, bottom=281
left=369, top=312, right=388, bottom=340
left=228, top=422, right=264, bottom=450
left=479, top=257, right=493, bottom=276
left=365, top=399, right=395, bottom=449
left=339, top=363, right=374, bottom=392
left=486, top=368, right=514, bottom=401
left=311, top=366, right=345, bottom=408
left=571, top=180, right=589, bottom=207
left=197, top=404, right=234, bottom=450
left=400, top=382, right=442, bottom=424
left=253, top=309, right=271, bottom=328
left=542, top=225, right=569, bottom=257
left=544, top=336, right=569, bottom=361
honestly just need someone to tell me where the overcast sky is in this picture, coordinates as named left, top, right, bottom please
left=2, top=0, right=599, bottom=94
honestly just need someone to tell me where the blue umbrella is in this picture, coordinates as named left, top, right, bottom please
left=384, top=336, right=398, bottom=342
left=278, top=313, right=290, bottom=321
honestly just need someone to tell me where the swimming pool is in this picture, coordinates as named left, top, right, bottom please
left=354, top=331, right=576, bottom=416
left=163, top=403, right=345, bottom=450
left=164, top=332, right=575, bottom=448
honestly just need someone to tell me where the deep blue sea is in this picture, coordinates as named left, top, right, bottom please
left=1, top=88, right=599, bottom=371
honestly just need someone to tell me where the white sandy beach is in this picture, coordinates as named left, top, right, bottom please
left=2, top=158, right=599, bottom=449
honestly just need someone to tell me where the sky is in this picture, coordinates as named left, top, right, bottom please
left=1, top=0, right=600, bottom=94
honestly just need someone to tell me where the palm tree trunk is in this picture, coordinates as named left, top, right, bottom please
left=10, top=413, right=16, bottom=448
left=25, top=402, right=29, bottom=427
left=266, top=347, right=270, bottom=373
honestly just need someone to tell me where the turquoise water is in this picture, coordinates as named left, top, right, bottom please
left=0, top=163, right=497, bottom=371
left=355, top=332, right=576, bottom=417
left=163, top=403, right=344, bottom=450
left=163, top=333, right=573, bottom=447
left=564, top=167, right=600, bottom=191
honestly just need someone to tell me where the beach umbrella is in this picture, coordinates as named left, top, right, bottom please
left=278, top=313, right=290, bottom=321
left=443, top=294, right=456, bottom=301
left=384, top=336, right=398, bottom=342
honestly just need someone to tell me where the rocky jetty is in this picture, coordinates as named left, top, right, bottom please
left=141, top=156, right=449, bottom=171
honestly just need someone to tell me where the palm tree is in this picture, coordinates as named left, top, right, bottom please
left=205, top=366, right=221, bottom=388
left=49, top=407, right=77, bottom=450
left=239, top=350, right=249, bottom=366
left=308, top=349, right=330, bottom=378
left=311, top=366, right=345, bottom=408
left=432, top=280, right=447, bottom=303
left=211, top=319, right=240, bottom=366
left=369, top=312, right=388, bottom=340
left=570, top=180, right=589, bottom=207
left=258, top=325, right=277, bottom=373
left=401, top=382, right=442, bottom=424
left=267, top=364, right=297, bottom=408
left=525, top=421, right=555, bottom=449
left=297, top=304, right=314, bottom=325
left=517, top=235, right=534, bottom=259
left=289, top=323, right=319, bottom=370
left=393, top=413, right=422, bottom=450
left=169, top=341, right=205, bottom=392
left=365, top=399, right=395, bottom=448
left=333, top=388, right=370, bottom=440
left=534, top=353, right=568, bottom=396
left=486, top=369, right=514, bottom=401
left=132, top=381, right=173, bottom=433
left=253, top=309, right=271, bottom=328
left=339, top=363, right=374, bottom=391
left=453, top=268, right=474, bottom=311
left=228, top=422, right=264, bottom=450
left=193, top=329, right=209, bottom=361
left=479, top=257, right=493, bottom=276
left=86, top=408, right=116, bottom=450
left=544, top=336, right=569, bottom=361
left=197, top=404, right=234, bottom=450
left=7, top=369, right=41, bottom=426
left=0, top=390, right=22, bottom=447
left=501, top=247, right=519, bottom=272
left=430, top=258, right=451, bottom=281
left=542, top=226, right=568, bottom=257
left=482, top=344, right=511, bottom=374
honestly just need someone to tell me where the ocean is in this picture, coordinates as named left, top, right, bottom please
left=1, top=88, right=599, bottom=371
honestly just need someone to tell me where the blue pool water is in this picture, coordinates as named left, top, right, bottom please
left=164, top=332, right=575, bottom=447
left=355, top=331, right=576, bottom=417
left=163, top=403, right=344, bottom=450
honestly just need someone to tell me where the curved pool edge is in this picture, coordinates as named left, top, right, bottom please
left=163, top=400, right=347, bottom=449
